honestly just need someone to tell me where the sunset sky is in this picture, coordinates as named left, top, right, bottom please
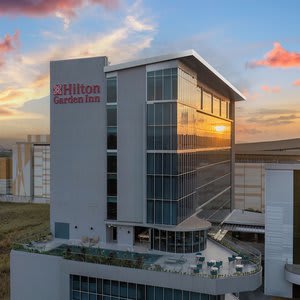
left=0, top=0, right=300, bottom=146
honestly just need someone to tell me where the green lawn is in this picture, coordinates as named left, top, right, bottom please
left=0, top=202, right=50, bottom=300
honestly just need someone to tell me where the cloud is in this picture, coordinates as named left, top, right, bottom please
left=246, top=114, right=300, bottom=126
left=293, top=79, right=300, bottom=86
left=0, top=1, right=155, bottom=111
left=235, top=126, right=262, bottom=135
left=248, top=42, right=300, bottom=68
left=0, top=0, right=120, bottom=29
left=0, top=0, right=119, bottom=17
left=0, top=31, right=19, bottom=67
left=260, top=85, right=281, bottom=93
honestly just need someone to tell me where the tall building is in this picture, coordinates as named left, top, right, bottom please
left=11, top=51, right=262, bottom=300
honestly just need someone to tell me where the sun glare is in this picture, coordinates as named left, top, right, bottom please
left=215, top=125, right=226, bottom=133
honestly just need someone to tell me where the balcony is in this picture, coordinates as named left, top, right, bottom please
left=12, top=234, right=262, bottom=295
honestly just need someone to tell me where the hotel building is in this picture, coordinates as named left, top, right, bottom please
left=11, top=50, right=262, bottom=300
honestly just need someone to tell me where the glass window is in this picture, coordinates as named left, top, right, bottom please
left=147, top=176, right=154, bottom=199
left=120, top=282, right=127, bottom=298
left=155, top=104, right=163, bottom=125
left=128, top=283, right=136, bottom=299
left=155, top=200, right=162, bottom=224
left=163, top=201, right=171, bottom=224
left=164, top=288, right=173, bottom=299
left=155, top=177, right=162, bottom=199
left=147, top=76, right=155, bottom=101
left=107, top=153, right=117, bottom=173
left=147, top=200, right=154, bottom=223
left=163, top=103, right=171, bottom=125
left=155, top=153, right=162, bottom=174
left=172, top=70, right=178, bottom=100
left=97, top=279, right=102, bottom=294
left=221, top=100, right=227, bottom=118
left=155, top=126, right=163, bottom=150
left=81, top=276, right=88, bottom=292
left=111, top=281, right=119, bottom=297
left=202, top=91, right=212, bottom=113
left=163, top=177, right=171, bottom=200
left=183, top=291, right=190, bottom=300
left=81, top=292, right=89, bottom=300
left=107, top=106, right=117, bottom=127
left=137, top=285, right=145, bottom=300
left=163, top=154, right=171, bottom=175
left=89, top=277, right=96, bottom=293
left=73, top=275, right=80, bottom=290
left=155, top=287, right=163, bottom=300
left=213, top=96, right=220, bottom=116
left=103, top=280, right=110, bottom=295
left=107, top=77, right=117, bottom=103
left=107, top=127, right=117, bottom=149
left=147, top=104, right=154, bottom=125
left=155, top=74, right=163, bottom=100
left=147, top=153, right=155, bottom=174
left=191, top=292, right=200, bottom=300
left=176, top=232, right=184, bottom=253
left=107, top=201, right=117, bottom=220
left=147, top=126, right=154, bottom=150
left=72, top=291, right=80, bottom=300
left=146, top=286, right=154, bottom=300
left=163, top=74, right=172, bottom=100
left=107, top=174, right=117, bottom=196
left=174, top=289, right=182, bottom=300
left=89, top=294, right=96, bottom=300
left=167, top=231, right=175, bottom=252
left=163, top=126, right=171, bottom=150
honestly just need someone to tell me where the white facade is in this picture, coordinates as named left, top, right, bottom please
left=264, top=164, right=297, bottom=298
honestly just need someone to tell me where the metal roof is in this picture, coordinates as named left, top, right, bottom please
left=104, top=49, right=246, bottom=102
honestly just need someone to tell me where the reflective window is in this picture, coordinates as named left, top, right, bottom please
left=107, top=77, right=117, bottom=103
left=147, top=68, right=178, bottom=101
left=107, top=127, right=117, bottom=149
left=107, top=106, right=117, bottom=126
left=202, top=91, right=212, bottom=113
left=213, top=96, right=220, bottom=116
left=107, top=153, right=117, bottom=173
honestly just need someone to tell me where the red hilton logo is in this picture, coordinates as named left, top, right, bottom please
left=53, top=83, right=101, bottom=104
left=53, top=84, right=62, bottom=95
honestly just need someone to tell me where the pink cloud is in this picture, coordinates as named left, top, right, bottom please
left=293, top=79, right=300, bottom=86
left=248, top=42, right=300, bottom=68
left=260, top=85, right=281, bottom=93
left=0, top=31, right=19, bottom=67
left=0, top=0, right=119, bottom=18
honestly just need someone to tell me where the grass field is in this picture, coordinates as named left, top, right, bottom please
left=0, top=202, right=50, bottom=300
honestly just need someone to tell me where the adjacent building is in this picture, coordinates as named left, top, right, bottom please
left=265, top=164, right=300, bottom=299
left=9, top=134, right=50, bottom=202
left=234, top=139, right=300, bottom=213
left=0, top=149, right=12, bottom=195
left=11, top=50, right=262, bottom=300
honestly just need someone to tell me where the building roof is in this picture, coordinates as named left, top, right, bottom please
left=236, top=138, right=300, bottom=153
left=104, top=49, right=246, bottom=102
left=222, top=209, right=265, bottom=227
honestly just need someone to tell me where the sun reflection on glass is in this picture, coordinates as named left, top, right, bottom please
left=215, top=125, right=226, bottom=133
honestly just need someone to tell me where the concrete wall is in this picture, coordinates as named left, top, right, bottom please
left=50, top=57, right=108, bottom=242
left=265, top=168, right=293, bottom=298
left=11, top=250, right=261, bottom=299
left=117, top=225, right=134, bottom=246
left=235, top=162, right=265, bottom=212
left=11, top=251, right=62, bottom=300
left=117, top=66, right=146, bottom=223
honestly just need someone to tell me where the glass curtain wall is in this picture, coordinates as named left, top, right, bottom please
left=147, top=66, right=232, bottom=225
left=70, top=275, right=223, bottom=300
left=107, top=77, right=117, bottom=220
